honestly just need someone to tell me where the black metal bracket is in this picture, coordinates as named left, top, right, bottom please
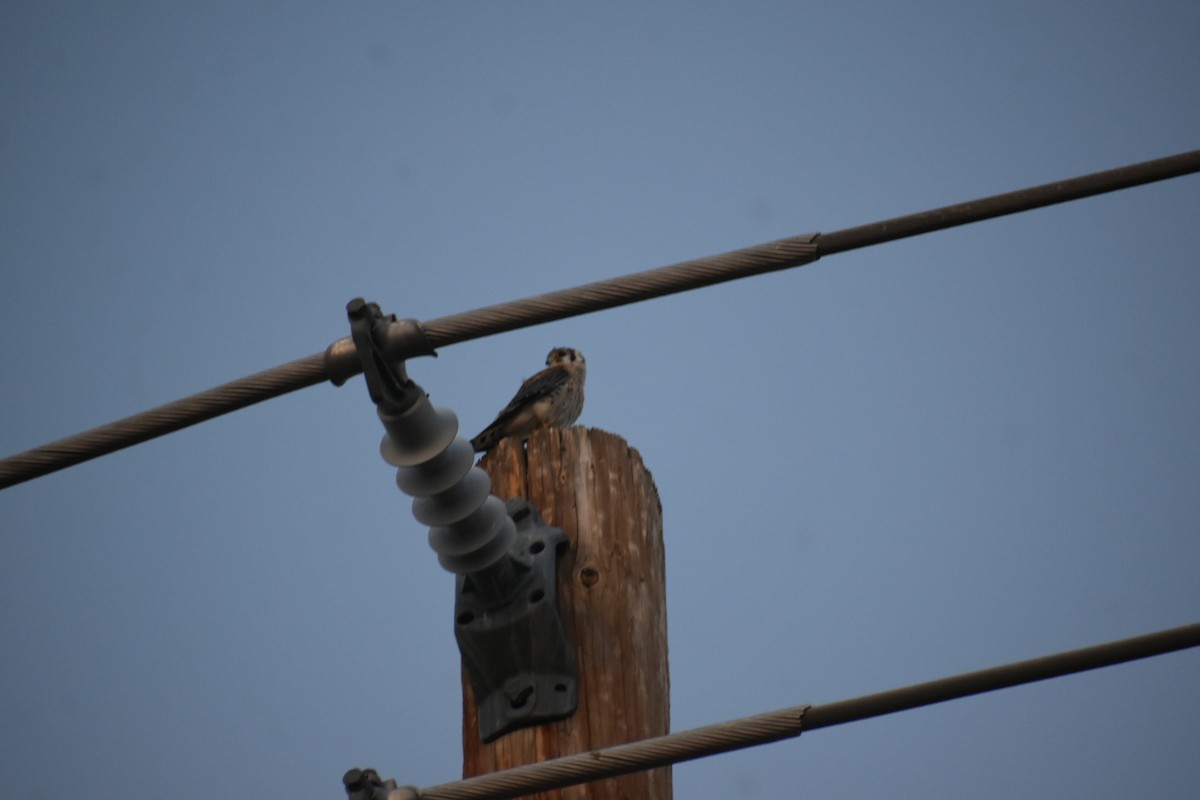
left=455, top=498, right=579, bottom=742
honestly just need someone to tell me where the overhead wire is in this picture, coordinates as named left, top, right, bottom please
left=417, top=146, right=1200, bottom=348
left=410, top=621, right=1200, bottom=800
left=0, top=354, right=329, bottom=491
left=2, top=148, right=1199, bottom=490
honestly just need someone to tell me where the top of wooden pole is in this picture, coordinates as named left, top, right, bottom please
left=463, top=426, right=671, bottom=800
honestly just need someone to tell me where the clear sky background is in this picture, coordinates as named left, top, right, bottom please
left=2, top=2, right=1199, bottom=798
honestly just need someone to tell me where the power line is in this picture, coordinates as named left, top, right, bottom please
left=407, top=621, right=1200, bottom=800
left=0, top=354, right=329, bottom=490
left=417, top=146, right=1200, bottom=350
left=2, top=148, right=1199, bottom=490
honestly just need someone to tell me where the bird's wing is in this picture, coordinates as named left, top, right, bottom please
left=489, top=365, right=570, bottom=421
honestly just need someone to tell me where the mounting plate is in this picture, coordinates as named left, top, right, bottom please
left=454, top=498, right=578, bottom=742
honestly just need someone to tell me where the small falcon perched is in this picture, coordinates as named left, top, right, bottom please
left=470, top=347, right=586, bottom=453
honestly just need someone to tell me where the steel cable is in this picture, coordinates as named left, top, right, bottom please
left=0, top=354, right=329, bottom=489
left=3, top=148, right=1199, bottom=489
left=418, top=234, right=820, bottom=348
left=413, top=706, right=809, bottom=800
left=411, top=621, right=1200, bottom=800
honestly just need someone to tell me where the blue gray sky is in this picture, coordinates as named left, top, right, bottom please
left=3, top=3, right=1199, bottom=798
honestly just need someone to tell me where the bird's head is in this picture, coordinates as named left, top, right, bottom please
left=547, top=347, right=585, bottom=381
left=546, top=347, right=584, bottom=368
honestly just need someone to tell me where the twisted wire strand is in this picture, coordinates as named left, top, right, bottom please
left=816, top=147, right=1200, bottom=255
left=419, top=706, right=809, bottom=800
left=3, top=149, right=1199, bottom=489
left=0, top=354, right=327, bottom=488
left=415, top=621, right=1200, bottom=800
left=418, top=147, right=1200, bottom=349
left=419, top=234, right=819, bottom=348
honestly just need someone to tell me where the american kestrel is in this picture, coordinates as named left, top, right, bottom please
left=470, top=347, right=586, bottom=453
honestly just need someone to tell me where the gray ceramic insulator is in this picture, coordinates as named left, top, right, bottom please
left=377, top=392, right=515, bottom=575
left=429, top=495, right=514, bottom=573
left=394, top=438, right=475, bottom=496
left=378, top=398, right=457, bottom=468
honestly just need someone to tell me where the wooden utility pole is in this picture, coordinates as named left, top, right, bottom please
left=464, top=426, right=671, bottom=799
